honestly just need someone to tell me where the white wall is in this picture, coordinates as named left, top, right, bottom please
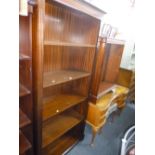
left=84, top=0, right=135, bottom=36
left=120, top=40, right=135, bottom=69
left=84, top=0, right=135, bottom=69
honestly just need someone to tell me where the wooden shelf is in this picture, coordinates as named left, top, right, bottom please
left=20, top=108, right=31, bottom=128
left=19, top=131, right=32, bottom=154
left=101, top=38, right=125, bottom=45
left=43, top=130, right=79, bottom=155
left=106, top=38, right=125, bottom=45
left=43, top=136, right=78, bottom=155
left=19, top=54, right=31, bottom=60
left=43, top=70, right=90, bottom=88
left=97, top=82, right=116, bottom=99
left=42, top=110, right=83, bottom=148
left=44, top=41, right=96, bottom=48
left=20, top=84, right=31, bottom=97
left=43, top=94, right=86, bottom=121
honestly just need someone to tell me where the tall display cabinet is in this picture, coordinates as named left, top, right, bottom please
left=19, top=1, right=36, bottom=155
left=90, top=37, right=125, bottom=103
left=32, top=0, right=105, bottom=154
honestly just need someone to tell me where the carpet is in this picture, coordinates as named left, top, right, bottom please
left=66, top=103, right=135, bottom=155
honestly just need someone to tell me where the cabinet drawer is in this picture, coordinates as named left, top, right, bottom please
left=87, top=102, right=107, bottom=126
left=98, top=108, right=107, bottom=117
left=98, top=115, right=106, bottom=125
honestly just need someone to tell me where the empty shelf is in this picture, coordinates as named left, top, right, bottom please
left=19, top=54, right=31, bottom=60
left=42, top=130, right=79, bottom=155
left=42, top=110, right=83, bottom=148
left=20, top=108, right=31, bottom=128
left=44, top=41, right=96, bottom=47
left=43, top=70, right=90, bottom=88
left=19, top=131, right=31, bottom=154
left=19, top=84, right=31, bottom=97
left=97, top=82, right=116, bottom=99
left=43, top=94, right=86, bottom=121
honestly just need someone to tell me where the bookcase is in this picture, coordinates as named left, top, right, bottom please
left=90, top=37, right=125, bottom=102
left=32, top=0, right=104, bottom=154
left=19, top=1, right=36, bottom=155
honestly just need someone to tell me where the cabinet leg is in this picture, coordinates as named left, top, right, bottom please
left=118, top=102, right=125, bottom=112
left=90, top=127, right=98, bottom=147
left=98, top=126, right=103, bottom=135
left=118, top=107, right=123, bottom=115
left=109, top=112, right=116, bottom=123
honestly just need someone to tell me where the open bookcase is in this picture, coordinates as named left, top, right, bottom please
left=32, top=0, right=104, bottom=154
left=19, top=1, right=36, bottom=154
left=90, top=37, right=125, bottom=103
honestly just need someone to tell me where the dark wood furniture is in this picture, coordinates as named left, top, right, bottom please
left=86, top=37, right=128, bottom=145
left=19, top=1, right=36, bottom=155
left=90, top=37, right=125, bottom=103
left=32, top=0, right=105, bottom=154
